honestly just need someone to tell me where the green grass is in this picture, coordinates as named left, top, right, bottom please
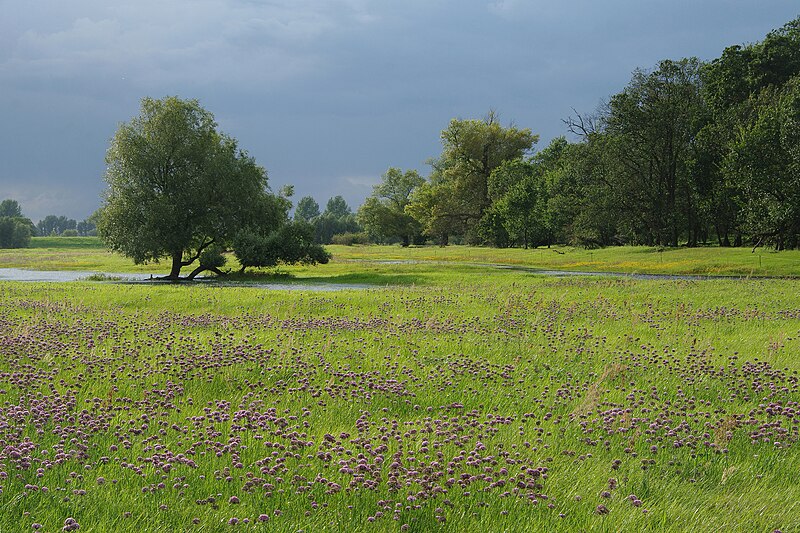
left=2, top=238, right=798, bottom=279
left=0, top=242, right=798, bottom=531
left=327, top=243, right=800, bottom=277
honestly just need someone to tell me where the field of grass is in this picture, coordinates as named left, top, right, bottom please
left=327, top=243, right=800, bottom=277
left=1, top=238, right=799, bottom=280
left=0, top=241, right=798, bottom=531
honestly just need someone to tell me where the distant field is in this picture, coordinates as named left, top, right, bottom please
left=0, top=238, right=799, bottom=279
left=328, top=243, right=800, bottom=278
left=0, top=239, right=798, bottom=531
left=0, top=237, right=159, bottom=274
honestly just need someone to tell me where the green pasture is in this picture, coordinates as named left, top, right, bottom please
left=1, top=238, right=799, bottom=280
left=0, top=242, right=798, bottom=531
left=327, top=243, right=800, bottom=277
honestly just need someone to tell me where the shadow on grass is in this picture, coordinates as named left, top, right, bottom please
left=217, top=270, right=429, bottom=286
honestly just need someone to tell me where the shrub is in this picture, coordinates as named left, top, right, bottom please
left=331, top=232, right=371, bottom=246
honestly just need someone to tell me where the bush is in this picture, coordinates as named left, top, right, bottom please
left=61, top=229, right=79, bottom=237
left=331, top=232, right=371, bottom=246
left=233, top=222, right=331, bottom=272
left=198, top=244, right=227, bottom=269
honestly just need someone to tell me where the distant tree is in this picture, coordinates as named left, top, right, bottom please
left=77, top=219, right=97, bottom=236
left=313, top=196, right=361, bottom=244
left=0, top=199, right=36, bottom=243
left=324, top=196, right=351, bottom=219
left=37, top=215, right=77, bottom=236
left=357, top=168, right=424, bottom=246
left=98, top=96, right=287, bottom=279
left=0, top=217, right=32, bottom=248
left=294, top=196, right=321, bottom=222
left=0, top=199, right=22, bottom=218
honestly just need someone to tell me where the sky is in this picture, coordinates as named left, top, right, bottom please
left=1, top=1, right=798, bottom=222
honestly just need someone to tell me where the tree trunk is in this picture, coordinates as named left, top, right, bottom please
left=168, top=252, right=183, bottom=280
left=187, top=266, right=226, bottom=280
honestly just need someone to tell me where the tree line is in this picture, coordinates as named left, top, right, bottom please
left=355, top=17, right=800, bottom=250
left=0, top=199, right=99, bottom=248
left=5, top=18, right=798, bottom=264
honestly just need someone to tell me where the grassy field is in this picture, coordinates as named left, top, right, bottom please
left=1, top=237, right=799, bottom=278
left=0, top=241, right=798, bottom=531
left=327, top=243, right=800, bottom=277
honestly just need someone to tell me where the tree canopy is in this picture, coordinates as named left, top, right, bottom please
left=357, top=168, right=424, bottom=246
left=294, top=196, right=321, bottom=222
left=0, top=199, right=22, bottom=218
left=407, top=111, right=537, bottom=244
left=98, top=96, right=328, bottom=278
left=96, top=17, right=800, bottom=255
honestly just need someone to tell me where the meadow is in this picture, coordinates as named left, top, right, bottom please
left=2, top=237, right=800, bottom=278
left=0, top=240, right=798, bottom=531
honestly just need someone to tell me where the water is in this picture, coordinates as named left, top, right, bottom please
left=0, top=268, right=152, bottom=282
left=0, top=264, right=765, bottom=288
left=0, top=268, right=370, bottom=291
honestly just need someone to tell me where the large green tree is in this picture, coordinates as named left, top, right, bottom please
left=407, top=111, right=537, bottom=243
left=600, top=58, right=706, bottom=246
left=98, top=96, right=273, bottom=279
left=698, top=17, right=800, bottom=247
left=357, top=167, right=424, bottom=246
left=724, top=77, right=800, bottom=249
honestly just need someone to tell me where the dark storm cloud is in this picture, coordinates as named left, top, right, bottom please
left=0, top=0, right=797, bottom=221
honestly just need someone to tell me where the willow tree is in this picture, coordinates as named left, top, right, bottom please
left=98, top=96, right=271, bottom=279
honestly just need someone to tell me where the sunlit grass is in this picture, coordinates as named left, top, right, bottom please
left=0, top=238, right=798, bottom=279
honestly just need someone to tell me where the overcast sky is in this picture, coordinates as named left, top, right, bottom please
left=1, top=1, right=798, bottom=222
